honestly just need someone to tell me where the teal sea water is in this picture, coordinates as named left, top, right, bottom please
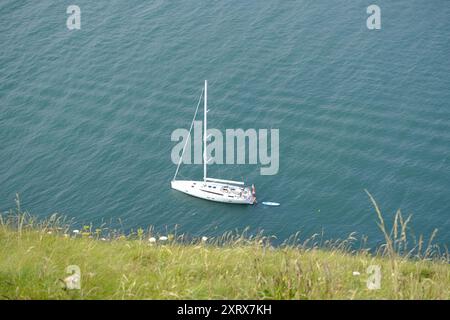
left=1, top=1, right=449, bottom=247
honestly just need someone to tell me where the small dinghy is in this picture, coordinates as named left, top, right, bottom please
left=262, top=202, right=280, bottom=206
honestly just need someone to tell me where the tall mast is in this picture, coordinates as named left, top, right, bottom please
left=203, top=80, right=207, bottom=181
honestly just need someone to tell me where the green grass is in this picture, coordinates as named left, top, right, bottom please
left=0, top=193, right=448, bottom=300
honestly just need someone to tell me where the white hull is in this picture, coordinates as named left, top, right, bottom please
left=171, top=180, right=255, bottom=205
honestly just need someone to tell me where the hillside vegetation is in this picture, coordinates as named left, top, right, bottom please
left=0, top=193, right=448, bottom=299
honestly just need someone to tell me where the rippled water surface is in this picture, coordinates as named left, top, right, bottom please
left=1, top=1, right=449, bottom=246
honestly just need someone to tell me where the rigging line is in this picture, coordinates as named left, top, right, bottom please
left=210, top=79, right=218, bottom=87
left=172, top=88, right=204, bottom=181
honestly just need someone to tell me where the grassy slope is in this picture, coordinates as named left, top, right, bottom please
left=0, top=228, right=448, bottom=300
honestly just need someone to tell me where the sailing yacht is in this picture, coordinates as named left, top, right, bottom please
left=171, top=80, right=256, bottom=204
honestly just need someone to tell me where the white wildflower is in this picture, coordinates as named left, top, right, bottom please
left=63, top=273, right=81, bottom=290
